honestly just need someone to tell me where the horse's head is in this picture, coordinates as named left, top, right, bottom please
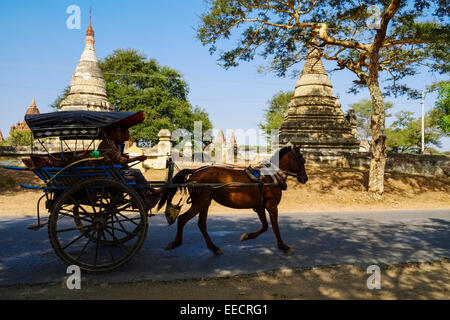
left=276, top=145, right=308, bottom=184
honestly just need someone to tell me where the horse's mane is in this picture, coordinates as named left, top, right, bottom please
left=270, top=146, right=292, bottom=163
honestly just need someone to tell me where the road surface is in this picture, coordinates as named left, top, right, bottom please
left=0, top=209, right=449, bottom=285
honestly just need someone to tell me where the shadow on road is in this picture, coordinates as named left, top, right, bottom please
left=0, top=211, right=449, bottom=289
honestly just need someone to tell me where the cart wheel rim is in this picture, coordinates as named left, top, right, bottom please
left=48, top=178, right=148, bottom=273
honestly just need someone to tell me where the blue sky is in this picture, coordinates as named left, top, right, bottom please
left=0, top=0, right=448, bottom=150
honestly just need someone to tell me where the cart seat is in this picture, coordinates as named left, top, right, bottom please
left=22, top=151, right=113, bottom=169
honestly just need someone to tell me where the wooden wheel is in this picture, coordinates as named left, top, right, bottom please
left=48, top=178, right=148, bottom=273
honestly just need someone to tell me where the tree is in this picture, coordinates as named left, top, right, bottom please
left=7, top=130, right=33, bottom=147
left=350, top=99, right=393, bottom=140
left=259, top=90, right=293, bottom=139
left=52, top=49, right=212, bottom=144
left=197, top=0, right=448, bottom=199
left=386, top=110, right=442, bottom=153
left=50, top=86, right=70, bottom=110
left=429, top=81, right=450, bottom=135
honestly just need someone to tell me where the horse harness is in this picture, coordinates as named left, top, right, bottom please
left=185, top=147, right=303, bottom=212
left=244, top=162, right=288, bottom=213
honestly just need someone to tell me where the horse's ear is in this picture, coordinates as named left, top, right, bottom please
left=293, top=145, right=301, bottom=152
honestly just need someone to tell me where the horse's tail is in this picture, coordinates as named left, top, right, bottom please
left=157, top=169, right=195, bottom=211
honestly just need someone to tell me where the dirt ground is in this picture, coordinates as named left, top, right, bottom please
left=0, top=259, right=448, bottom=300
left=0, top=166, right=448, bottom=216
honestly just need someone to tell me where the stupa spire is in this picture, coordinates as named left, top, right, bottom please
left=26, top=97, right=40, bottom=115
left=230, top=129, right=237, bottom=147
left=216, top=129, right=226, bottom=143
left=59, top=15, right=113, bottom=112
left=86, top=9, right=94, bottom=44
left=10, top=98, right=40, bottom=133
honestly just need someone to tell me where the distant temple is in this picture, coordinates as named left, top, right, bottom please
left=10, top=97, right=40, bottom=133
left=230, top=129, right=237, bottom=147
left=214, top=129, right=237, bottom=147
left=59, top=18, right=113, bottom=111
left=279, top=43, right=359, bottom=152
left=215, top=129, right=226, bottom=143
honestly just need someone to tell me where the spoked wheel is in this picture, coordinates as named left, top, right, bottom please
left=48, top=178, right=148, bottom=273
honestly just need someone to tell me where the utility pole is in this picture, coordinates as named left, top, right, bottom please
left=421, top=90, right=425, bottom=153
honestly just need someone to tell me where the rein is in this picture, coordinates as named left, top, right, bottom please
left=281, top=170, right=297, bottom=178
left=177, top=146, right=304, bottom=184
left=283, top=147, right=306, bottom=179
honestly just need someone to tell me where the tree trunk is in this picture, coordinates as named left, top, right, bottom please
left=367, top=80, right=387, bottom=199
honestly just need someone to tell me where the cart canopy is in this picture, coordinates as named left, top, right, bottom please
left=25, top=111, right=145, bottom=140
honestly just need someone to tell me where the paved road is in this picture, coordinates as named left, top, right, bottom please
left=0, top=210, right=449, bottom=285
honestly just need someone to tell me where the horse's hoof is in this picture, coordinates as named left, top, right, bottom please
left=165, top=242, right=179, bottom=250
left=240, top=233, right=249, bottom=242
left=284, top=248, right=294, bottom=254
left=213, top=248, right=224, bottom=255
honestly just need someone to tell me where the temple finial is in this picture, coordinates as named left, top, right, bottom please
left=86, top=8, right=94, bottom=38
left=26, top=97, right=40, bottom=115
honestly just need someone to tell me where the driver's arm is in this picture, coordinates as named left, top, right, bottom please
left=127, top=155, right=147, bottom=162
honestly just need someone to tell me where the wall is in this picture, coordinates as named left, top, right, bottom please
left=303, top=151, right=450, bottom=177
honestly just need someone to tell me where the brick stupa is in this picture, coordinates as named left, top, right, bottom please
left=10, top=97, right=40, bottom=132
left=279, top=45, right=359, bottom=152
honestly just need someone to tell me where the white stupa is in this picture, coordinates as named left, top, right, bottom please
left=59, top=18, right=113, bottom=111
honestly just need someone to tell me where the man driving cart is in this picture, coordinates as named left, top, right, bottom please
left=98, top=124, right=162, bottom=210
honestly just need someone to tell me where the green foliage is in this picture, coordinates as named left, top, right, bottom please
left=259, top=91, right=293, bottom=139
left=51, top=49, right=212, bottom=144
left=101, top=49, right=212, bottom=143
left=349, top=99, right=393, bottom=140
left=386, top=110, right=443, bottom=153
left=49, top=86, right=70, bottom=110
left=6, top=130, right=33, bottom=147
left=197, top=1, right=448, bottom=97
left=429, top=81, right=450, bottom=135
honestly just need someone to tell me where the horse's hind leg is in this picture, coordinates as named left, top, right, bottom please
left=198, top=205, right=223, bottom=255
left=240, top=209, right=268, bottom=242
left=266, top=203, right=293, bottom=254
left=165, top=201, right=202, bottom=250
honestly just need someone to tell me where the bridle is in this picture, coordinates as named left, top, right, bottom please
left=280, top=147, right=305, bottom=179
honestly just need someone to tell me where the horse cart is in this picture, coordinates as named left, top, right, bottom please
left=4, top=110, right=308, bottom=273
left=4, top=110, right=177, bottom=273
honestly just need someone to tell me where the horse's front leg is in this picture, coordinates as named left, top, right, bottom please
left=198, top=205, right=223, bottom=255
left=165, top=202, right=201, bottom=250
left=266, top=202, right=293, bottom=254
left=240, top=208, right=268, bottom=242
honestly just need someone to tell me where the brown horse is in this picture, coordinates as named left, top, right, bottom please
left=158, top=146, right=308, bottom=255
